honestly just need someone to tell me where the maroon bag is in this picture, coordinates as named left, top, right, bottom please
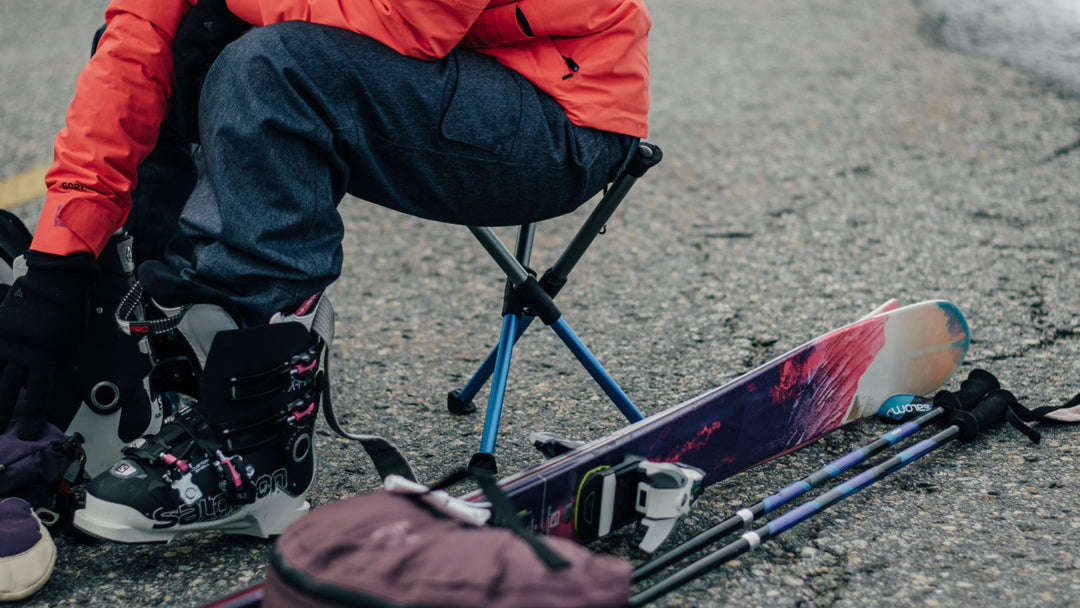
left=263, top=472, right=633, bottom=608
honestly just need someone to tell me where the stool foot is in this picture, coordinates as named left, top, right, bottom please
left=447, top=389, right=477, bottom=415
left=468, top=452, right=498, bottom=476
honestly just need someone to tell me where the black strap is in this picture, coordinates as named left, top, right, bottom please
left=53, top=433, right=88, bottom=538
left=431, top=468, right=570, bottom=570
left=114, top=281, right=191, bottom=336
left=1024, top=392, right=1080, bottom=423
left=933, top=369, right=1063, bottom=444
left=319, top=352, right=418, bottom=482
left=1062, top=393, right=1080, bottom=410
left=1001, top=397, right=1042, bottom=444
left=472, top=472, right=570, bottom=570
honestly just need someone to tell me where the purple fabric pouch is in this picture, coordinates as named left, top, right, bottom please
left=0, top=422, right=78, bottom=509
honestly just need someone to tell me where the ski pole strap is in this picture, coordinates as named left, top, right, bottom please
left=1022, top=391, right=1080, bottom=424
left=114, top=281, right=191, bottom=336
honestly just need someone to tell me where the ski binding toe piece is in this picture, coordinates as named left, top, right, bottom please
left=575, top=455, right=704, bottom=552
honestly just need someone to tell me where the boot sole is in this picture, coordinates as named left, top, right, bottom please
left=73, top=491, right=310, bottom=544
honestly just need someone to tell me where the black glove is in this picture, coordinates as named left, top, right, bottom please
left=0, top=251, right=97, bottom=440
left=173, top=0, right=252, bottom=142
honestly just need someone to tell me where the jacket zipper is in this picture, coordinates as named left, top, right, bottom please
left=562, top=56, right=580, bottom=80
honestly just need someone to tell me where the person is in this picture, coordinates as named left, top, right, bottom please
left=0, top=0, right=651, bottom=543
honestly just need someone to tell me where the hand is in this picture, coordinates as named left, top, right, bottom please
left=173, top=0, right=252, bottom=142
left=0, top=252, right=97, bottom=440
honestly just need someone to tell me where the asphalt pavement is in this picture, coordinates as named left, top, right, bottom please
left=2, top=1, right=1079, bottom=607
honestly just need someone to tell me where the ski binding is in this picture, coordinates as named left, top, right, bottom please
left=575, top=455, right=704, bottom=552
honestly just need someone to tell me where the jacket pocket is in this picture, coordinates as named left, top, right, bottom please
left=460, top=3, right=533, bottom=48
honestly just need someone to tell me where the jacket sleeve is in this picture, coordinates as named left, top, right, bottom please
left=32, top=0, right=191, bottom=257
left=225, top=0, right=488, bottom=60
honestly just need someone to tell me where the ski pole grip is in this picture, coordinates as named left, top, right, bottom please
left=947, top=389, right=1014, bottom=441
left=932, top=368, right=999, bottom=413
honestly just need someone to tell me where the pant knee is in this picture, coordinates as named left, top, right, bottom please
left=202, top=22, right=324, bottom=103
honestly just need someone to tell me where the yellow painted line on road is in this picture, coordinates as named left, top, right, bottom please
left=0, top=163, right=49, bottom=210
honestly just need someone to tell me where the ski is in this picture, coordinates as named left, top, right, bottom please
left=463, top=299, right=969, bottom=545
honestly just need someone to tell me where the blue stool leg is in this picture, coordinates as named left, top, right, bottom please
left=454, top=315, right=536, bottom=407
left=464, top=226, right=645, bottom=461
left=478, top=313, right=521, bottom=454
left=549, top=318, right=644, bottom=423
left=449, top=225, right=536, bottom=415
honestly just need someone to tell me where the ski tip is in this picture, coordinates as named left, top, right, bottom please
left=937, top=300, right=971, bottom=346
left=929, top=300, right=972, bottom=368
left=876, top=394, right=934, bottom=422
left=885, top=299, right=971, bottom=356
left=859, top=298, right=901, bottom=319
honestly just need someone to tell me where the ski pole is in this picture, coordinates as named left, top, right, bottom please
left=633, top=369, right=998, bottom=582
left=631, top=406, right=943, bottom=582
left=629, top=387, right=1020, bottom=607
left=630, top=423, right=956, bottom=605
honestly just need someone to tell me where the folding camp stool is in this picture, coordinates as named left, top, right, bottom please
left=450, top=141, right=663, bottom=472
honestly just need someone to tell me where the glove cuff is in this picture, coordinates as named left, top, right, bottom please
left=24, top=250, right=99, bottom=285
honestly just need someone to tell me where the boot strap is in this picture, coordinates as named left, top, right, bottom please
left=227, top=343, right=321, bottom=401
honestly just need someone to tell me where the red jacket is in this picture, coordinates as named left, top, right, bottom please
left=33, top=0, right=651, bottom=257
